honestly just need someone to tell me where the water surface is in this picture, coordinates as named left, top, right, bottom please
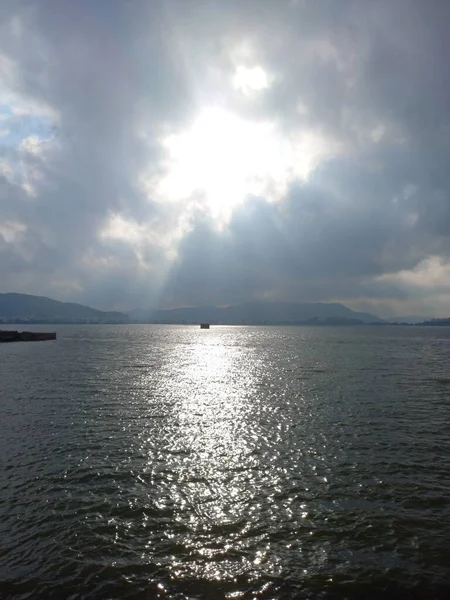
left=1, top=325, right=450, bottom=598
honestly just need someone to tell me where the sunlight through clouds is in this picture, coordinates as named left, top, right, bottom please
left=232, top=65, right=269, bottom=95
left=2, top=1, right=450, bottom=315
left=158, top=107, right=334, bottom=223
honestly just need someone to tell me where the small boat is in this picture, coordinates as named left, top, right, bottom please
left=200, top=323, right=210, bottom=329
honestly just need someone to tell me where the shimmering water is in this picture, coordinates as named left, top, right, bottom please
left=1, top=325, right=450, bottom=599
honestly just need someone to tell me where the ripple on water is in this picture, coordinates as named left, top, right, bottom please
left=1, top=325, right=450, bottom=599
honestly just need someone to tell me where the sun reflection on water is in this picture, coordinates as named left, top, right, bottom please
left=133, top=326, right=333, bottom=590
left=162, top=330, right=265, bottom=580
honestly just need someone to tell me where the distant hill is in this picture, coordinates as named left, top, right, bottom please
left=0, top=294, right=385, bottom=325
left=0, top=293, right=127, bottom=324
left=387, top=315, right=428, bottom=324
left=129, top=301, right=384, bottom=325
left=417, top=318, right=450, bottom=326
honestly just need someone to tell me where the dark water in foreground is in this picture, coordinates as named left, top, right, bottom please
left=1, top=325, right=450, bottom=599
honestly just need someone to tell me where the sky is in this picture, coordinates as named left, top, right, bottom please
left=1, top=0, right=450, bottom=317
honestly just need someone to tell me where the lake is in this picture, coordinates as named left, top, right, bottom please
left=1, top=325, right=449, bottom=599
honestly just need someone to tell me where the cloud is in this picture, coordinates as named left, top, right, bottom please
left=1, top=0, right=450, bottom=315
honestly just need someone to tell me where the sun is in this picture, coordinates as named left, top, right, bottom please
left=158, top=104, right=334, bottom=223
left=159, top=107, right=291, bottom=221
left=232, top=65, right=269, bottom=95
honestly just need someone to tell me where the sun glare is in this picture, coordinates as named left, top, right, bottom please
left=158, top=106, right=335, bottom=222
left=232, top=65, right=269, bottom=95
left=160, top=108, right=291, bottom=220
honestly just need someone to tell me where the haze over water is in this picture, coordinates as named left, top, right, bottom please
left=1, top=325, right=450, bottom=599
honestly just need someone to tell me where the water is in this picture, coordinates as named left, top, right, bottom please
left=1, top=325, right=450, bottom=599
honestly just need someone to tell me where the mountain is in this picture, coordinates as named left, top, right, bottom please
left=0, top=294, right=384, bottom=325
left=129, top=301, right=384, bottom=325
left=387, top=315, right=429, bottom=324
left=0, top=293, right=127, bottom=324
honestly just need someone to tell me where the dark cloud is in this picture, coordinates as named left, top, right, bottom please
left=1, top=0, right=450, bottom=315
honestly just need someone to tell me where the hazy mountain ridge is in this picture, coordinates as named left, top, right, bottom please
left=0, top=293, right=126, bottom=323
left=129, top=301, right=385, bottom=324
left=387, top=315, right=429, bottom=324
left=0, top=294, right=386, bottom=325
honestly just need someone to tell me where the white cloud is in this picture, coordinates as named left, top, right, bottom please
left=375, top=257, right=450, bottom=291
left=19, top=135, right=43, bottom=154
left=0, top=220, right=27, bottom=244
